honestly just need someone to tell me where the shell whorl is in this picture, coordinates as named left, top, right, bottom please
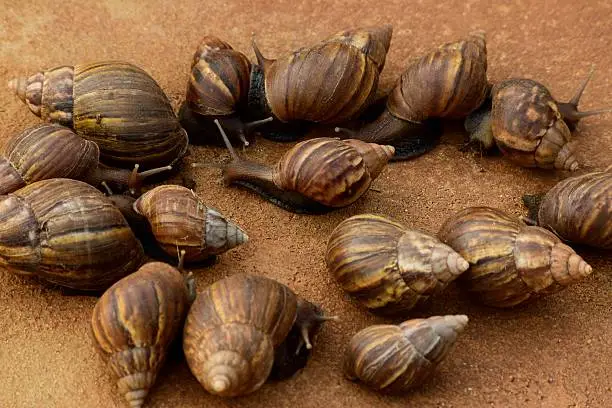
left=325, top=25, right=393, bottom=71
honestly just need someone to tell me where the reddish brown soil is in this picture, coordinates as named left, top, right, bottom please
left=0, top=1, right=610, bottom=407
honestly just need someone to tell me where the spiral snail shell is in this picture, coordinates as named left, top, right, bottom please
left=91, top=258, right=195, bottom=408
left=326, top=214, right=469, bottom=315
left=183, top=273, right=333, bottom=397
left=523, top=165, right=611, bottom=249
left=438, top=207, right=593, bottom=307
left=0, top=124, right=171, bottom=195
left=8, top=61, right=188, bottom=169
left=0, top=178, right=144, bottom=290
left=344, top=315, right=468, bottom=393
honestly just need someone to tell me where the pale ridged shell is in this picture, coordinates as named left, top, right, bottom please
left=324, top=25, right=393, bottom=71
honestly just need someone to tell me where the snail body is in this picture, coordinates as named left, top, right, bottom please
left=9, top=61, right=188, bottom=169
left=326, top=214, right=469, bottom=315
left=344, top=315, right=468, bottom=393
left=204, top=121, right=395, bottom=214
left=438, top=207, right=593, bottom=307
left=132, top=184, right=248, bottom=262
left=466, top=70, right=611, bottom=170
left=91, top=260, right=195, bottom=408
left=183, top=273, right=331, bottom=397
left=339, top=32, right=488, bottom=160
left=0, top=124, right=170, bottom=195
left=523, top=166, right=612, bottom=249
left=0, top=178, right=144, bottom=290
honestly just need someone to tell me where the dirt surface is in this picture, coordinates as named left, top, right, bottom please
left=1, top=1, right=611, bottom=407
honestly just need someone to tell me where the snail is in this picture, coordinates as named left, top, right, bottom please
left=246, top=25, right=392, bottom=141
left=130, top=184, right=249, bottom=262
left=179, top=35, right=274, bottom=146
left=8, top=61, right=188, bottom=169
left=183, top=273, right=335, bottom=397
left=336, top=31, right=488, bottom=160
left=0, top=124, right=171, bottom=195
left=194, top=120, right=395, bottom=214
left=523, top=165, right=611, bottom=249
left=0, top=178, right=144, bottom=290
left=466, top=68, right=612, bottom=170
left=437, top=207, right=593, bottom=307
left=326, top=214, right=469, bottom=315
left=91, top=253, right=195, bottom=408
left=344, top=315, right=468, bottom=393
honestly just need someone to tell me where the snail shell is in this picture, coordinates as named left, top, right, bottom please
left=132, top=185, right=248, bottom=262
left=0, top=178, right=144, bottom=290
left=91, top=261, right=194, bottom=408
left=324, top=25, right=393, bottom=72
left=183, top=274, right=329, bottom=397
left=344, top=315, right=468, bottom=393
left=525, top=166, right=612, bottom=249
left=438, top=207, right=593, bottom=307
left=8, top=61, right=188, bottom=169
left=326, top=214, right=469, bottom=315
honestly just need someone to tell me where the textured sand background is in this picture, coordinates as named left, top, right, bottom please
left=0, top=1, right=611, bottom=407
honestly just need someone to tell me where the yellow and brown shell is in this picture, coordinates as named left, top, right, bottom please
left=324, top=25, right=393, bottom=71
left=326, top=214, right=469, bottom=314
left=133, top=185, right=248, bottom=262
left=438, top=207, right=592, bottom=307
left=490, top=79, right=579, bottom=170
left=91, top=262, right=192, bottom=408
left=344, top=315, right=468, bottom=393
left=0, top=178, right=144, bottom=290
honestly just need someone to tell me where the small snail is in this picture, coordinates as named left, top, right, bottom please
left=438, top=207, right=593, bottom=307
left=344, top=315, right=468, bottom=393
left=466, top=69, right=611, bottom=170
left=337, top=32, right=488, bottom=159
left=246, top=25, right=392, bottom=141
left=183, top=273, right=334, bottom=397
left=8, top=61, right=188, bottom=169
left=523, top=165, right=611, bottom=249
left=179, top=35, right=273, bottom=146
left=0, top=124, right=171, bottom=195
left=195, top=120, right=394, bottom=214
left=326, top=214, right=469, bottom=315
left=91, top=254, right=195, bottom=408
left=131, top=184, right=248, bottom=262
left=0, top=178, right=144, bottom=290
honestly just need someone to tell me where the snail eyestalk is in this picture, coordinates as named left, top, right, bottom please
left=334, top=127, right=357, bottom=138
left=251, top=35, right=273, bottom=72
left=243, top=116, right=274, bottom=133
left=127, top=164, right=173, bottom=196
left=100, top=181, right=114, bottom=196
left=557, top=67, right=612, bottom=128
left=215, top=119, right=239, bottom=160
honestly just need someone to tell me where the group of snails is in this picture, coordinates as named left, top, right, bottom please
left=1, top=22, right=610, bottom=407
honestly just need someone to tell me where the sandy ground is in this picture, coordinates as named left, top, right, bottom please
left=0, top=1, right=611, bottom=407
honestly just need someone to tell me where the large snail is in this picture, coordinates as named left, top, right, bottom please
left=438, top=207, right=593, bottom=307
left=246, top=25, right=392, bottom=141
left=0, top=124, right=171, bottom=195
left=183, top=273, right=334, bottom=397
left=0, top=178, right=144, bottom=290
left=466, top=69, right=611, bottom=170
left=91, top=256, right=195, bottom=408
left=344, top=315, right=468, bottom=393
left=326, top=214, right=469, bottom=315
left=523, top=165, right=611, bottom=249
left=194, top=120, right=394, bottom=214
left=337, top=31, right=488, bottom=160
left=179, top=35, right=273, bottom=146
left=8, top=61, right=188, bottom=169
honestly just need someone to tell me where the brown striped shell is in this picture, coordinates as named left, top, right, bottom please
left=344, top=315, right=468, bottom=393
left=324, top=25, right=393, bottom=71
left=186, top=36, right=252, bottom=117
left=255, top=40, right=381, bottom=124
left=387, top=31, right=488, bottom=123
left=0, top=178, right=144, bottom=290
left=183, top=274, right=328, bottom=397
left=535, top=166, right=612, bottom=249
left=490, top=79, right=579, bottom=170
left=8, top=61, right=188, bottom=169
left=91, top=262, right=194, bottom=408
left=326, top=214, right=469, bottom=315
left=133, top=185, right=248, bottom=262
left=438, top=207, right=593, bottom=307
